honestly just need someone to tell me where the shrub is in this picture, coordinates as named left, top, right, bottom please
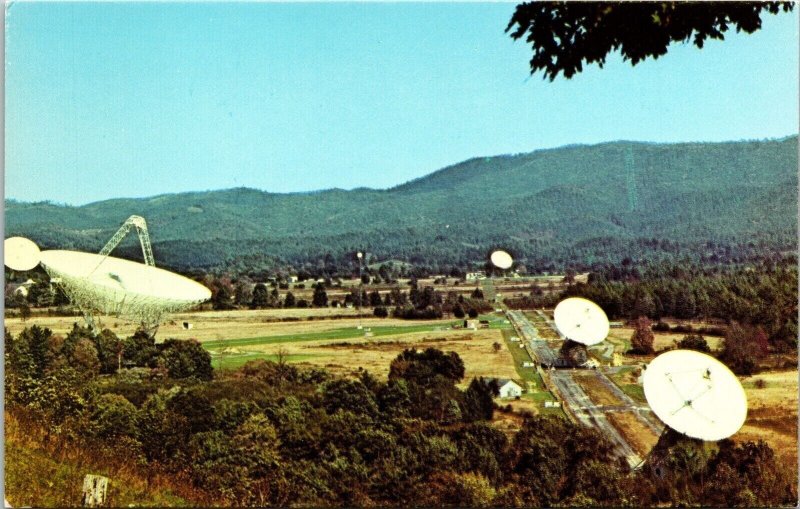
left=157, top=339, right=213, bottom=380
left=677, top=334, right=710, bottom=353
left=652, top=321, right=670, bottom=332
left=89, top=393, right=139, bottom=439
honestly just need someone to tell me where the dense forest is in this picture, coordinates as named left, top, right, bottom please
left=506, top=258, right=798, bottom=358
left=5, top=137, right=797, bottom=275
left=5, top=325, right=796, bottom=507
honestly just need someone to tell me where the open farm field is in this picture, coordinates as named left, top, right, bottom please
left=737, top=369, right=798, bottom=471
left=4, top=307, right=431, bottom=341
left=227, top=327, right=519, bottom=382
left=606, top=326, right=723, bottom=357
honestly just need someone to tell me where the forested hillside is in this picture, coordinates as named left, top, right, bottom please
left=6, top=137, right=797, bottom=274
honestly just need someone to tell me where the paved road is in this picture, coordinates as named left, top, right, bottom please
left=550, top=370, right=642, bottom=468
left=507, top=309, right=661, bottom=469
left=507, top=310, right=560, bottom=366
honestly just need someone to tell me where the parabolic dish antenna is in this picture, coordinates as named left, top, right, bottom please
left=643, top=350, right=747, bottom=441
left=39, top=250, right=211, bottom=326
left=553, top=297, right=609, bottom=346
left=4, top=237, right=41, bottom=271
left=490, top=249, right=513, bottom=270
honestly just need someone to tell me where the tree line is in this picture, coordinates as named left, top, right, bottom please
left=506, top=258, right=798, bottom=354
left=5, top=324, right=795, bottom=507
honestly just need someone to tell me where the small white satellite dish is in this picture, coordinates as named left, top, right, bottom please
left=553, top=297, right=609, bottom=346
left=643, top=350, right=747, bottom=441
left=490, top=249, right=513, bottom=270
left=4, top=237, right=42, bottom=271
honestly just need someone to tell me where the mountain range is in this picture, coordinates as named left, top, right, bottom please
left=6, top=137, right=797, bottom=274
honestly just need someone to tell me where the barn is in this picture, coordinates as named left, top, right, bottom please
left=490, top=378, right=523, bottom=399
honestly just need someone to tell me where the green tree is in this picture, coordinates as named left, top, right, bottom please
left=212, top=281, right=235, bottom=310
left=322, top=379, right=379, bottom=418
left=70, top=338, right=101, bottom=375
left=507, top=2, right=794, bottom=80
left=677, top=334, right=710, bottom=353
left=369, top=290, right=382, bottom=307
left=156, top=339, right=213, bottom=380
left=284, top=291, right=296, bottom=308
left=234, top=280, right=253, bottom=306
left=137, top=389, right=191, bottom=463
left=92, top=328, right=123, bottom=374
left=462, top=378, right=497, bottom=421
left=122, top=329, right=159, bottom=368
left=13, top=325, right=52, bottom=378
left=251, top=283, right=270, bottom=309
left=389, top=348, right=465, bottom=386
left=89, top=393, right=139, bottom=439
left=312, top=283, right=328, bottom=307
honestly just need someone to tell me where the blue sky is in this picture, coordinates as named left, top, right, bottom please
left=5, top=2, right=798, bottom=205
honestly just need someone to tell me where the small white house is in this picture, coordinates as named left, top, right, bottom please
left=494, top=379, right=523, bottom=399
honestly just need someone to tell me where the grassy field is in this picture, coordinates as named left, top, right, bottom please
left=202, top=321, right=458, bottom=349
left=737, top=369, right=798, bottom=473
left=5, top=412, right=195, bottom=507
left=5, top=309, right=449, bottom=343
left=606, top=326, right=724, bottom=353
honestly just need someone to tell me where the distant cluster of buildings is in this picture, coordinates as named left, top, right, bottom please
left=465, top=270, right=523, bottom=281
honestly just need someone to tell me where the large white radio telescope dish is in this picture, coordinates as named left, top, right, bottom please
left=490, top=249, right=513, bottom=270
left=5, top=237, right=41, bottom=271
left=643, top=350, right=747, bottom=441
left=553, top=297, right=609, bottom=346
left=39, top=250, right=211, bottom=326
left=5, top=216, right=211, bottom=332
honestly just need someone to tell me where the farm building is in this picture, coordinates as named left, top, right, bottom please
left=465, top=271, right=486, bottom=281
left=488, top=378, right=523, bottom=399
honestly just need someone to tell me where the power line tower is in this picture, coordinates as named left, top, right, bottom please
left=625, top=147, right=638, bottom=212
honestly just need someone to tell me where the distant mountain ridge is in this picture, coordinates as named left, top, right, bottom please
left=6, top=137, right=798, bottom=273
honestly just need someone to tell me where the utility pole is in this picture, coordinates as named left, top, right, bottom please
left=356, top=252, right=363, bottom=330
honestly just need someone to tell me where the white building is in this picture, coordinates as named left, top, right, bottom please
left=491, top=378, right=523, bottom=399
left=465, top=271, right=486, bottom=281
